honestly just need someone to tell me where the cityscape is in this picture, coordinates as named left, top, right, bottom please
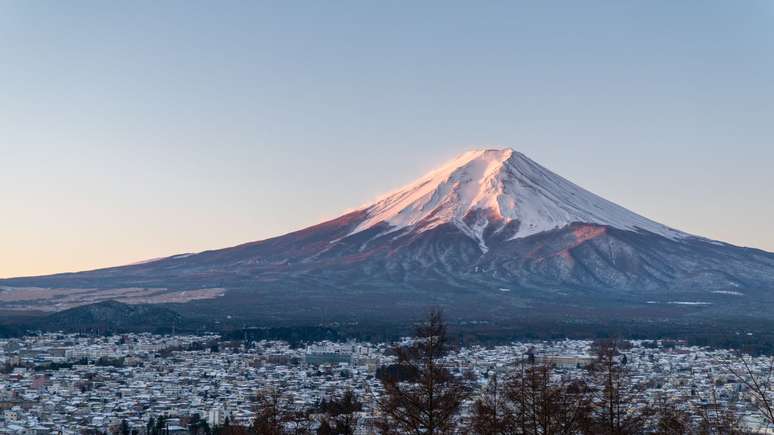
left=2, top=326, right=774, bottom=434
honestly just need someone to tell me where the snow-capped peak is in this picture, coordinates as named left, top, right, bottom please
left=350, top=148, right=688, bottom=247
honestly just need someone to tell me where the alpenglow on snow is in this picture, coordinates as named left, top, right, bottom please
left=349, top=149, right=688, bottom=252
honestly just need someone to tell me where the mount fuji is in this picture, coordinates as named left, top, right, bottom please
left=3, top=148, right=774, bottom=327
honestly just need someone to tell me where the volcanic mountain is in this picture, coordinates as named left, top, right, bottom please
left=3, top=148, right=774, bottom=326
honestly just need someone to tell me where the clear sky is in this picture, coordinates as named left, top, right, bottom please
left=2, top=1, right=773, bottom=278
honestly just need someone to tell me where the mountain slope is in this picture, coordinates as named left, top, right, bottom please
left=2, top=148, right=774, bottom=325
left=352, top=149, right=687, bottom=242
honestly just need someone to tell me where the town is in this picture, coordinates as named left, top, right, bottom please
left=2, top=330, right=774, bottom=434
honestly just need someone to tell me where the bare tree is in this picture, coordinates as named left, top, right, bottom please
left=471, top=360, right=592, bottom=435
left=471, top=371, right=516, bottom=434
left=649, top=395, right=694, bottom=435
left=318, top=390, right=362, bottom=435
left=253, top=388, right=312, bottom=435
left=511, top=361, right=591, bottom=435
left=585, top=339, right=645, bottom=435
left=253, top=389, right=286, bottom=435
left=722, top=352, right=774, bottom=430
left=215, top=418, right=250, bottom=435
left=377, top=309, right=470, bottom=434
left=284, top=410, right=313, bottom=435
left=694, top=377, right=743, bottom=435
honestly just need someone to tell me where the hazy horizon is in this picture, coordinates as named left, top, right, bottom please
left=2, top=1, right=773, bottom=277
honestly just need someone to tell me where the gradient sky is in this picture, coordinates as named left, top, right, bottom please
left=2, top=1, right=773, bottom=278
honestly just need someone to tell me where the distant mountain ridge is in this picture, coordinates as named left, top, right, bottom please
left=2, top=148, right=774, bottom=326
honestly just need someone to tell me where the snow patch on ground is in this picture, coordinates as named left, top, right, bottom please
left=454, top=217, right=490, bottom=253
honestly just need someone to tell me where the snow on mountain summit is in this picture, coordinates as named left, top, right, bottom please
left=351, top=148, right=687, bottom=248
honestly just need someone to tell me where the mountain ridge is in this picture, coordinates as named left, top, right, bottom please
left=1, top=147, right=773, bottom=326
